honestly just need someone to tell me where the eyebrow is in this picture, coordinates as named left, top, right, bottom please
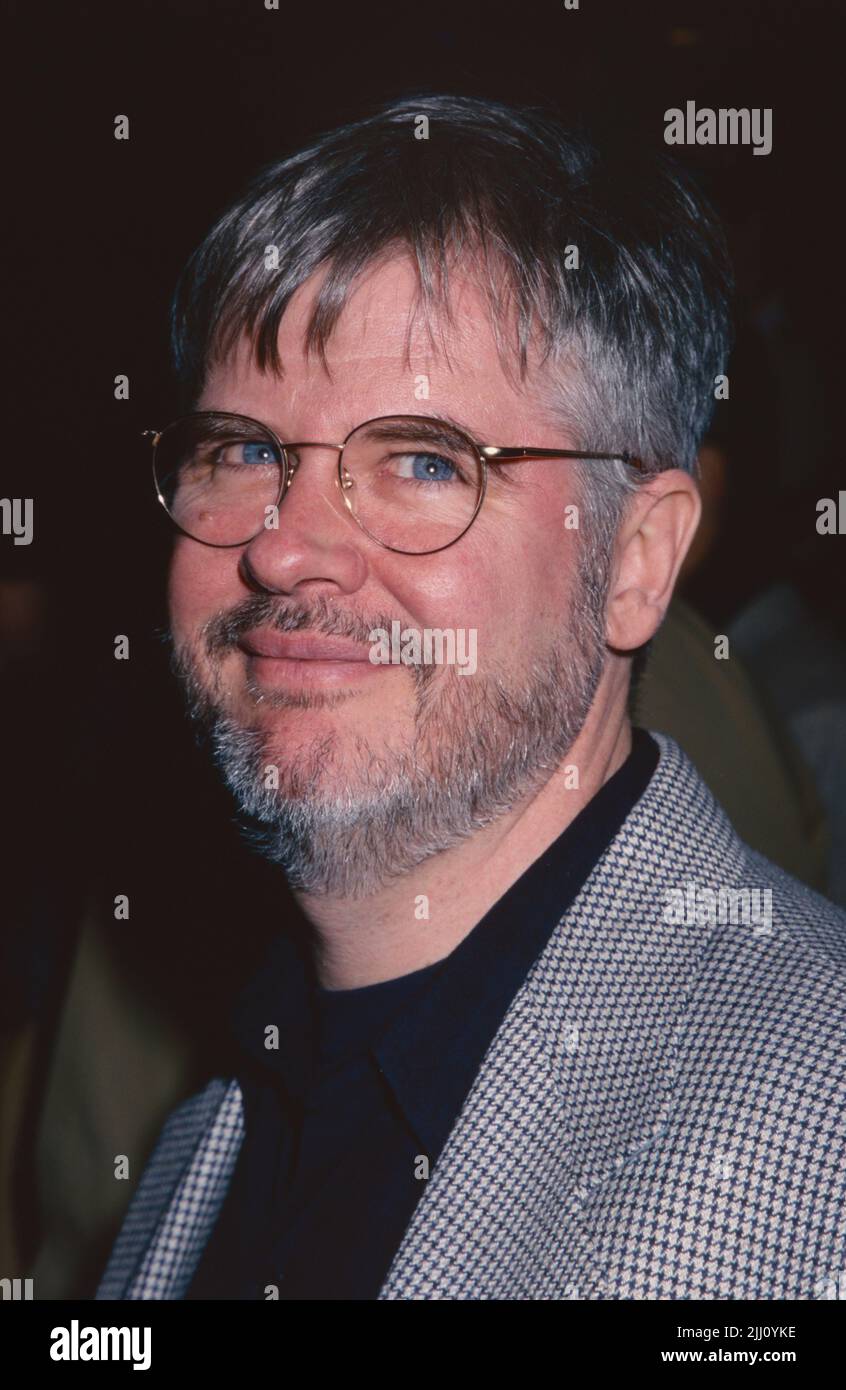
left=425, top=411, right=486, bottom=445
left=251, top=410, right=489, bottom=451
left=356, top=413, right=486, bottom=450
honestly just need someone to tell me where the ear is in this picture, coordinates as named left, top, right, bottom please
left=605, top=470, right=702, bottom=651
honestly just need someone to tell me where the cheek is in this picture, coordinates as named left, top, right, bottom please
left=492, top=546, right=581, bottom=656
left=379, top=538, right=495, bottom=636
left=168, top=541, right=240, bottom=641
left=469, top=474, right=584, bottom=632
left=378, top=511, right=579, bottom=657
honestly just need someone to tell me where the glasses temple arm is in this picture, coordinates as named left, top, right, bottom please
left=481, top=446, right=646, bottom=471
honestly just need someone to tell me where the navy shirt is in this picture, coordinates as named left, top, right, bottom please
left=186, top=728, right=659, bottom=1300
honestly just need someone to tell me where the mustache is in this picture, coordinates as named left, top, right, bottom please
left=195, top=594, right=410, bottom=660
left=165, top=594, right=443, bottom=704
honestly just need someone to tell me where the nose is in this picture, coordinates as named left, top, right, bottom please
left=284, top=453, right=356, bottom=500
left=239, top=442, right=368, bottom=596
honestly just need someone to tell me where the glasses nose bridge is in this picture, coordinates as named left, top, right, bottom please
left=282, top=439, right=346, bottom=491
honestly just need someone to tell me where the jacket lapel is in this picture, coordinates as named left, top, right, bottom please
left=378, top=733, right=746, bottom=1298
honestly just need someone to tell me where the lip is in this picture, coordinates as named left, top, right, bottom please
left=235, top=628, right=387, bottom=690
left=238, top=631, right=372, bottom=662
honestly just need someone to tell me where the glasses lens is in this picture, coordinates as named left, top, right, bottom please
left=154, top=414, right=284, bottom=545
left=342, top=417, right=483, bottom=553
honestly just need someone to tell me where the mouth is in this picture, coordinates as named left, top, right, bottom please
left=236, top=629, right=387, bottom=690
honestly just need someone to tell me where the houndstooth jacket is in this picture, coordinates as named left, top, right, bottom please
left=96, top=732, right=846, bottom=1300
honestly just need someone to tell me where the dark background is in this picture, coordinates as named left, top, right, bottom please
left=1, top=0, right=844, bottom=1277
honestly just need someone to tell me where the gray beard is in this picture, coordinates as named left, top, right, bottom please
left=169, top=560, right=610, bottom=900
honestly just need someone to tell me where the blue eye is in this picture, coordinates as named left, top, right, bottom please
left=397, top=452, right=457, bottom=483
left=216, top=439, right=281, bottom=467
left=240, top=441, right=279, bottom=465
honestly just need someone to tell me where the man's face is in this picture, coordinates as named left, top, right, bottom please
left=168, top=255, right=611, bottom=896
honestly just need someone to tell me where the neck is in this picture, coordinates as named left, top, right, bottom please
left=295, top=701, right=632, bottom=990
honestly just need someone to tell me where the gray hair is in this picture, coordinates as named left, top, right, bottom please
left=170, top=92, right=734, bottom=553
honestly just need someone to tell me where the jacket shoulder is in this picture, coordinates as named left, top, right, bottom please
left=739, top=843, right=846, bottom=975
left=687, top=841, right=846, bottom=1089
left=643, top=732, right=846, bottom=1073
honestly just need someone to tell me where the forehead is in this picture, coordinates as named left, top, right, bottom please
left=199, top=254, right=558, bottom=436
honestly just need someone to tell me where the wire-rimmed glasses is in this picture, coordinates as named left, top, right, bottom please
left=146, top=410, right=644, bottom=557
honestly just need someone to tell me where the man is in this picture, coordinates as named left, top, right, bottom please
left=96, top=94, right=846, bottom=1301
